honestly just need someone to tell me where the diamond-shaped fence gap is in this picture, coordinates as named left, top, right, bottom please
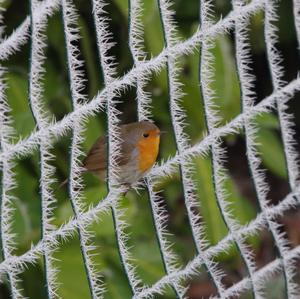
left=275, top=207, right=300, bottom=292
left=0, top=67, right=26, bottom=298
left=276, top=1, right=300, bottom=83
left=53, top=235, right=96, bottom=299
left=262, top=158, right=291, bottom=206
left=185, top=264, right=219, bottom=299
left=213, top=241, right=253, bottom=289
left=169, top=0, right=201, bottom=40
left=4, top=61, right=35, bottom=142
left=9, top=153, right=41, bottom=253
left=264, top=272, right=290, bottom=299
left=209, top=34, right=241, bottom=127
left=44, top=10, right=73, bottom=121
left=280, top=207, right=300, bottom=249
left=238, top=109, right=292, bottom=205
left=287, top=88, right=300, bottom=139
left=247, top=12, right=273, bottom=102
left=99, top=0, right=133, bottom=78
left=264, top=0, right=300, bottom=192
left=19, top=258, right=49, bottom=298
left=53, top=131, right=73, bottom=193
left=150, top=74, right=177, bottom=159
left=191, top=154, right=229, bottom=246
left=91, top=203, right=140, bottom=299
left=245, top=227, right=277, bottom=272
left=177, top=52, right=205, bottom=141
left=222, top=156, right=258, bottom=227
left=123, top=189, right=173, bottom=286
left=140, top=0, right=165, bottom=58
left=154, top=170, right=197, bottom=258
left=114, top=86, right=141, bottom=123
left=72, top=0, right=102, bottom=100
left=53, top=133, right=83, bottom=224
left=226, top=136, right=260, bottom=213
left=88, top=207, right=132, bottom=299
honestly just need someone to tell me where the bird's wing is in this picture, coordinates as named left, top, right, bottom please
left=83, top=134, right=135, bottom=173
left=83, top=136, right=107, bottom=172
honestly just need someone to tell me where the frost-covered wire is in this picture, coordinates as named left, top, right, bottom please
left=92, top=0, right=143, bottom=294
left=234, top=0, right=298, bottom=297
left=128, top=1, right=187, bottom=296
left=0, top=69, right=24, bottom=298
left=0, top=8, right=20, bottom=299
left=232, top=0, right=269, bottom=297
left=61, top=0, right=104, bottom=298
left=199, top=0, right=258, bottom=297
left=0, top=7, right=24, bottom=298
left=128, top=0, right=152, bottom=120
left=146, top=179, right=185, bottom=297
left=264, top=1, right=299, bottom=297
left=157, top=0, right=226, bottom=295
left=29, top=0, right=58, bottom=297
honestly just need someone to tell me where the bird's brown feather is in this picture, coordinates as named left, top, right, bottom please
left=82, top=128, right=136, bottom=175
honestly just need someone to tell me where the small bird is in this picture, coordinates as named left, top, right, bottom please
left=81, top=121, right=161, bottom=186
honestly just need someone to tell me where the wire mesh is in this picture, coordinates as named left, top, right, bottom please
left=0, top=0, right=300, bottom=298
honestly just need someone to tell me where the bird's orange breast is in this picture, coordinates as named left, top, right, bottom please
left=137, top=133, right=160, bottom=173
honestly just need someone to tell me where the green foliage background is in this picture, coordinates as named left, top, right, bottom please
left=0, top=0, right=299, bottom=298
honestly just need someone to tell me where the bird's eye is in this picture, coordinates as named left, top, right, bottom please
left=143, top=133, right=149, bottom=138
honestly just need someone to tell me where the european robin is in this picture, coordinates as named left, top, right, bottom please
left=82, top=121, right=161, bottom=185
